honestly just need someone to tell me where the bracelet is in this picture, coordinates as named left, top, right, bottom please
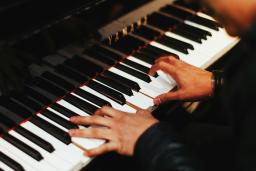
left=211, top=70, right=224, bottom=97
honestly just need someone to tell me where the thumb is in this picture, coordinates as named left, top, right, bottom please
left=153, top=91, right=181, bottom=105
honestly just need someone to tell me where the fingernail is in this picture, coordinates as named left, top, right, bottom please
left=69, top=130, right=74, bottom=136
left=69, top=117, right=76, bottom=122
left=153, top=97, right=161, bottom=105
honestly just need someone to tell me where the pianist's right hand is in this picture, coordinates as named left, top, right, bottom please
left=0, top=47, right=31, bottom=95
left=149, top=56, right=213, bottom=105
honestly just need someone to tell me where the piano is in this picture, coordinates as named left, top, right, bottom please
left=0, top=0, right=240, bottom=170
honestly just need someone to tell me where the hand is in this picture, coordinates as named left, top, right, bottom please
left=69, top=106, right=158, bottom=157
left=149, top=56, right=213, bottom=105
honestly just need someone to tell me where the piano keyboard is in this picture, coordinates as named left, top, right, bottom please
left=0, top=0, right=239, bottom=170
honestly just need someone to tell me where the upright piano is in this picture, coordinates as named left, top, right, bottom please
left=0, top=0, right=240, bottom=170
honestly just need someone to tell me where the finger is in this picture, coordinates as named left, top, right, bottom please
left=148, top=61, right=176, bottom=76
left=70, top=115, right=111, bottom=127
left=154, top=56, right=178, bottom=64
left=69, top=127, right=112, bottom=140
left=95, top=106, right=124, bottom=118
left=85, top=143, right=116, bottom=157
left=153, top=91, right=182, bottom=105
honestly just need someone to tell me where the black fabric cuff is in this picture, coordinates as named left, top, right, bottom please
left=134, top=122, right=179, bottom=171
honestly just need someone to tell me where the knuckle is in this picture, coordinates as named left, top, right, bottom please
left=158, top=61, right=165, bottom=68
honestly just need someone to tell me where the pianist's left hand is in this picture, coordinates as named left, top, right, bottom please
left=69, top=106, right=158, bottom=157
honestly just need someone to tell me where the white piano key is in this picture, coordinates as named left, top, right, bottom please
left=120, top=61, right=174, bottom=92
left=128, top=55, right=176, bottom=84
left=0, top=145, right=35, bottom=171
left=165, top=31, right=214, bottom=58
left=21, top=121, right=86, bottom=167
left=38, top=114, right=68, bottom=132
left=38, top=111, right=105, bottom=152
left=93, top=79, right=154, bottom=109
left=57, top=100, right=91, bottom=117
left=109, top=67, right=163, bottom=98
left=0, top=137, right=54, bottom=171
left=127, top=56, right=152, bottom=68
left=0, top=161, right=14, bottom=171
left=150, top=41, right=205, bottom=67
left=9, top=130, right=72, bottom=171
left=70, top=92, right=102, bottom=108
left=47, top=107, right=70, bottom=120
left=80, top=86, right=136, bottom=113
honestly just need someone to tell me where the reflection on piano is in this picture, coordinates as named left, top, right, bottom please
left=0, top=0, right=239, bottom=170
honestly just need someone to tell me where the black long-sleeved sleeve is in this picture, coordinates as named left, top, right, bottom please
left=134, top=122, right=201, bottom=171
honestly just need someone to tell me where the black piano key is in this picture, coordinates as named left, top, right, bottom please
left=15, top=126, right=54, bottom=153
left=0, top=98, right=32, bottom=120
left=132, top=52, right=155, bottom=65
left=147, top=12, right=204, bottom=43
left=122, top=59, right=152, bottom=76
left=64, top=94, right=99, bottom=115
left=0, top=108, right=26, bottom=128
left=41, top=71, right=75, bottom=91
left=162, top=5, right=220, bottom=30
left=41, top=71, right=112, bottom=108
left=73, top=89, right=112, bottom=107
left=50, top=103, right=79, bottom=118
left=30, top=116, right=71, bottom=145
left=24, top=86, right=52, bottom=105
left=160, top=35, right=194, bottom=50
left=65, top=56, right=103, bottom=77
left=172, top=27, right=202, bottom=43
left=30, top=77, right=66, bottom=98
left=156, top=37, right=189, bottom=54
left=55, top=64, right=89, bottom=83
left=11, top=94, right=42, bottom=112
left=1, top=130, right=43, bottom=161
left=141, top=45, right=178, bottom=58
left=106, top=35, right=145, bottom=54
left=88, top=81, right=126, bottom=105
left=0, top=151, right=25, bottom=171
left=0, top=113, right=54, bottom=153
left=173, top=0, right=201, bottom=12
left=23, top=85, right=80, bottom=118
left=0, top=113, right=16, bottom=130
left=133, top=25, right=161, bottom=40
left=160, top=5, right=192, bottom=20
left=102, top=71, right=140, bottom=92
left=40, top=110, right=78, bottom=130
left=179, top=24, right=212, bottom=38
left=96, top=75, right=133, bottom=96
left=189, top=16, right=220, bottom=30
left=84, top=49, right=116, bottom=66
left=133, top=25, right=193, bottom=53
left=147, top=12, right=179, bottom=30
left=115, top=64, right=151, bottom=83
left=90, top=45, right=123, bottom=61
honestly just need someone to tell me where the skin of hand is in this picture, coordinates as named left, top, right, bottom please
left=69, top=106, right=158, bottom=157
left=148, top=56, right=213, bottom=105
